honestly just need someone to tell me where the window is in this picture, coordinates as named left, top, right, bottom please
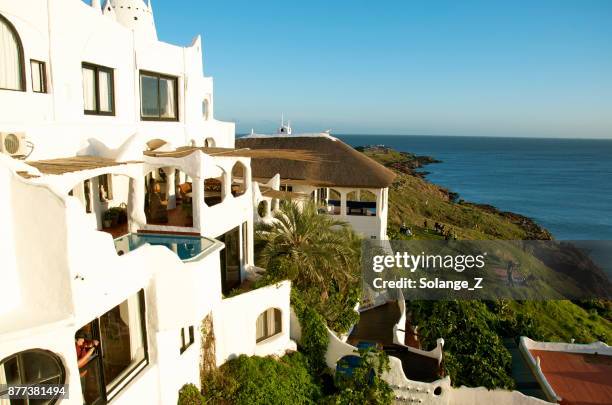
left=256, top=308, right=282, bottom=343
left=82, top=63, right=115, bottom=115
left=98, top=174, right=113, bottom=201
left=0, top=349, right=65, bottom=404
left=76, top=290, right=147, bottom=404
left=140, top=71, right=178, bottom=120
left=31, top=60, right=47, bottom=93
left=0, top=14, right=25, bottom=91
left=346, top=190, right=377, bottom=216
left=204, top=137, right=215, bottom=148
left=179, top=326, right=195, bottom=354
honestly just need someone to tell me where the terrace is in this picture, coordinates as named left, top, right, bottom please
left=348, top=301, right=443, bottom=382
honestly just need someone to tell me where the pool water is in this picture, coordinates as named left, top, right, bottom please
left=114, top=233, right=216, bottom=261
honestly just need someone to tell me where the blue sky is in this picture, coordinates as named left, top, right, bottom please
left=109, top=1, right=612, bottom=137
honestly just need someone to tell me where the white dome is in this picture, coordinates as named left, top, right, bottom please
left=108, top=0, right=157, bottom=40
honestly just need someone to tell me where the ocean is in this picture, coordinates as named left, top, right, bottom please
left=337, top=135, right=612, bottom=240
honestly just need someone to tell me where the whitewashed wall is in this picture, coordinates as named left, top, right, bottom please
left=0, top=0, right=235, bottom=162
left=212, top=281, right=295, bottom=366
left=0, top=161, right=226, bottom=405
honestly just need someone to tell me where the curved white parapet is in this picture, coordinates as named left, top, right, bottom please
left=393, top=289, right=407, bottom=345
left=391, top=291, right=444, bottom=363
left=520, top=336, right=612, bottom=355
left=324, top=327, right=360, bottom=370
left=383, top=356, right=452, bottom=405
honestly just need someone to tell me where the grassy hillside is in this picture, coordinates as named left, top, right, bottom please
left=358, top=147, right=612, bottom=362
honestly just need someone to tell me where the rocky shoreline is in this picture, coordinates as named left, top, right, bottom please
left=360, top=145, right=553, bottom=240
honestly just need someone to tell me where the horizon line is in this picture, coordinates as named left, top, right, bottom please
left=235, top=132, right=612, bottom=141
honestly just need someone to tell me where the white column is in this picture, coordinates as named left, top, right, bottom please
left=340, top=191, right=347, bottom=216
left=223, top=172, right=231, bottom=200
left=127, top=177, right=147, bottom=233
left=192, top=177, right=204, bottom=232
left=376, top=189, right=383, bottom=217
left=178, top=171, right=186, bottom=185
left=165, top=167, right=176, bottom=209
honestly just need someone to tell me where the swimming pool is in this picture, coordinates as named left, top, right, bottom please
left=113, top=233, right=218, bottom=261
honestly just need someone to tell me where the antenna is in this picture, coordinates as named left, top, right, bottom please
left=281, top=113, right=284, bottom=127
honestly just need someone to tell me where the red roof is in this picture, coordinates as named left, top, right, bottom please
left=530, top=349, right=612, bottom=405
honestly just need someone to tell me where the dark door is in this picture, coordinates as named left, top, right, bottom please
left=218, top=225, right=242, bottom=294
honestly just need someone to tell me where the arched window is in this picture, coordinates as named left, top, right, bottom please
left=204, top=137, right=215, bottom=148
left=231, top=162, right=247, bottom=197
left=256, top=308, right=282, bottom=343
left=257, top=200, right=269, bottom=218
left=0, top=349, right=66, bottom=404
left=0, top=14, right=25, bottom=91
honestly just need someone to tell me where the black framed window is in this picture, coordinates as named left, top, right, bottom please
left=0, top=349, right=65, bottom=404
left=255, top=308, right=282, bottom=343
left=82, top=63, right=115, bottom=115
left=75, top=290, right=148, bottom=404
left=140, top=71, right=178, bottom=121
left=179, top=326, right=195, bottom=354
left=31, top=60, right=47, bottom=93
left=0, top=13, right=26, bottom=91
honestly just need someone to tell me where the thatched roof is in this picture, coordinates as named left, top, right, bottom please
left=25, top=156, right=140, bottom=176
left=236, top=135, right=396, bottom=188
left=144, top=146, right=319, bottom=162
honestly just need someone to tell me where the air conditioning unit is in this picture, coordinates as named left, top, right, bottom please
left=0, top=132, right=28, bottom=157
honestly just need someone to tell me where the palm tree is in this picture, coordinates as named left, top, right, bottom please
left=256, top=200, right=361, bottom=295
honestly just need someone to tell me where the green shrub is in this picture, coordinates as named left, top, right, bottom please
left=327, top=347, right=393, bottom=405
left=177, top=383, right=204, bottom=405
left=201, top=353, right=322, bottom=405
left=291, top=289, right=330, bottom=374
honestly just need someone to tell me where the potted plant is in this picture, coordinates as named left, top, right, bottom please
left=103, top=210, right=115, bottom=228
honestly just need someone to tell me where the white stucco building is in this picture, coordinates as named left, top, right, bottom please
left=0, top=1, right=559, bottom=405
left=0, top=1, right=293, bottom=404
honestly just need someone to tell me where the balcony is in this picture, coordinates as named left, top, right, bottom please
left=113, top=232, right=219, bottom=262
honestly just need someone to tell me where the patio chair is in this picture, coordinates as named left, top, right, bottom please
left=178, top=182, right=193, bottom=204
